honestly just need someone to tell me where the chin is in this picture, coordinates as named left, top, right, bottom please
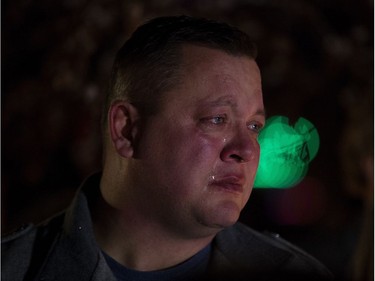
left=206, top=200, right=242, bottom=229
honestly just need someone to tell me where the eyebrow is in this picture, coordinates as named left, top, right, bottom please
left=255, top=108, right=267, bottom=118
left=201, top=95, right=267, bottom=118
left=202, top=95, right=237, bottom=107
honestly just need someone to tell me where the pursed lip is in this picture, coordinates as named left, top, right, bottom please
left=209, top=175, right=245, bottom=193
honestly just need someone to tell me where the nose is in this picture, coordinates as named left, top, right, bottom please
left=220, top=128, right=259, bottom=163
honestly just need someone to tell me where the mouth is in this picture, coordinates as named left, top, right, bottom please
left=209, top=176, right=245, bottom=194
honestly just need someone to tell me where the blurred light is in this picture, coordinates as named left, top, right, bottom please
left=254, top=116, right=319, bottom=188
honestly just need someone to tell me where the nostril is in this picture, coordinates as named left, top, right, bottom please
left=230, top=154, right=244, bottom=163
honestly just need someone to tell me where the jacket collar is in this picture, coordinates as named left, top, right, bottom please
left=209, top=222, right=293, bottom=279
left=37, top=173, right=116, bottom=281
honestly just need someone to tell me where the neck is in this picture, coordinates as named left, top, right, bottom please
left=92, top=176, right=215, bottom=271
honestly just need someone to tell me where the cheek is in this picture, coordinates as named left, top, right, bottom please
left=186, top=130, right=226, bottom=163
left=140, top=121, right=226, bottom=187
left=165, top=130, right=225, bottom=184
left=167, top=125, right=224, bottom=159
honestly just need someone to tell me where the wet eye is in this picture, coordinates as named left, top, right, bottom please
left=248, top=122, right=263, bottom=133
left=211, top=116, right=226, bottom=125
left=200, top=115, right=228, bottom=128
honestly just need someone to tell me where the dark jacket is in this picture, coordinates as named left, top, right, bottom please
left=2, top=174, right=333, bottom=281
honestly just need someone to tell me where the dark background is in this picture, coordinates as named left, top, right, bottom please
left=2, top=0, right=373, bottom=280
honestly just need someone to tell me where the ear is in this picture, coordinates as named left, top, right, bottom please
left=108, top=101, right=140, bottom=158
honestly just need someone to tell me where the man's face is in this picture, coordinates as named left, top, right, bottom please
left=128, top=45, right=265, bottom=237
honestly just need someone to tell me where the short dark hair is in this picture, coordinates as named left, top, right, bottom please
left=104, top=15, right=257, bottom=124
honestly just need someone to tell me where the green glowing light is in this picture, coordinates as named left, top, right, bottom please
left=254, top=116, right=320, bottom=189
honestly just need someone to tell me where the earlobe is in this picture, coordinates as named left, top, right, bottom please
left=108, top=101, right=139, bottom=158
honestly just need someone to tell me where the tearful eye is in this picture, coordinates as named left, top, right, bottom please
left=248, top=122, right=263, bottom=133
left=200, top=115, right=228, bottom=126
left=211, top=116, right=226, bottom=125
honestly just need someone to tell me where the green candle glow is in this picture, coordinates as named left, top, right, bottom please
left=254, top=116, right=320, bottom=188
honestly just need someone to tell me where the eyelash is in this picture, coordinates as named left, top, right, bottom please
left=248, top=122, right=263, bottom=134
left=210, top=115, right=227, bottom=125
left=202, top=115, right=263, bottom=133
left=199, top=115, right=228, bottom=127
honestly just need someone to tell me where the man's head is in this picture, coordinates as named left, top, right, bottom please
left=104, top=15, right=257, bottom=122
left=102, top=16, right=264, bottom=238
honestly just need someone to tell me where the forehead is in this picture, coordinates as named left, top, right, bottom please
left=181, top=44, right=258, bottom=75
left=166, top=45, right=263, bottom=106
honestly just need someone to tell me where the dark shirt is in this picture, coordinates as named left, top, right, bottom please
left=102, top=244, right=211, bottom=281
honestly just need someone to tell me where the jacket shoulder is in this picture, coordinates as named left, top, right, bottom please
left=1, top=214, right=64, bottom=281
left=214, top=222, right=333, bottom=280
left=2, top=224, right=38, bottom=280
